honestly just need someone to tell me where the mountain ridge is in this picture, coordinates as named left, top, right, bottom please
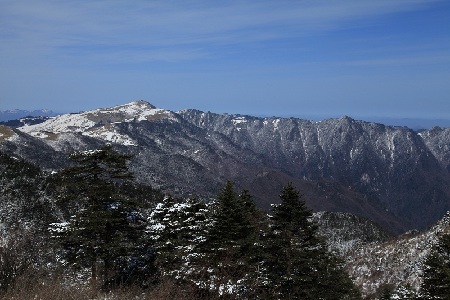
left=2, top=100, right=450, bottom=234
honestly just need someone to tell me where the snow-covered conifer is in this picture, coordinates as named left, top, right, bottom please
left=147, top=195, right=212, bottom=282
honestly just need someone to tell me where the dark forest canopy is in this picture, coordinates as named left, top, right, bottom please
left=0, top=147, right=449, bottom=299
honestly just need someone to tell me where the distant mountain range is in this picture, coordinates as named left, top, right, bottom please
left=3, top=107, right=450, bottom=130
left=1, top=100, right=450, bottom=234
left=0, top=109, right=59, bottom=122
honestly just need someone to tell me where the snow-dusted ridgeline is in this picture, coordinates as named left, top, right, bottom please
left=18, top=101, right=177, bottom=145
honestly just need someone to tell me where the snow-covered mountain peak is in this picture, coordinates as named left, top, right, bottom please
left=87, top=100, right=173, bottom=123
left=17, top=100, right=177, bottom=146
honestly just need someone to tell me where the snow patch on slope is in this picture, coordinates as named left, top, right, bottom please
left=84, top=127, right=137, bottom=146
left=0, top=125, right=19, bottom=141
left=17, top=101, right=174, bottom=146
left=88, top=100, right=173, bottom=123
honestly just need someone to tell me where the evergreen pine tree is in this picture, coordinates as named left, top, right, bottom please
left=195, top=181, right=263, bottom=298
left=50, top=145, right=150, bottom=287
left=207, top=181, right=252, bottom=246
left=147, top=195, right=211, bottom=281
left=263, top=182, right=361, bottom=300
left=420, top=233, right=450, bottom=300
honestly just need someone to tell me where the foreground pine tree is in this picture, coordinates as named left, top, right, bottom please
left=50, top=145, right=153, bottom=287
left=420, top=233, right=450, bottom=299
left=147, top=195, right=211, bottom=281
left=193, top=181, right=264, bottom=298
left=263, top=183, right=361, bottom=300
left=207, top=181, right=259, bottom=254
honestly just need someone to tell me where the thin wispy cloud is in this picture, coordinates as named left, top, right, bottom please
left=0, top=0, right=443, bottom=64
left=338, top=52, right=450, bottom=67
left=1, top=0, right=449, bottom=119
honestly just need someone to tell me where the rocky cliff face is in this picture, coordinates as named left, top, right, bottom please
left=420, top=127, right=450, bottom=172
left=2, top=101, right=450, bottom=233
left=178, top=109, right=450, bottom=232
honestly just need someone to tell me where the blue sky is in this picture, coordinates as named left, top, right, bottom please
left=1, top=0, right=449, bottom=119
